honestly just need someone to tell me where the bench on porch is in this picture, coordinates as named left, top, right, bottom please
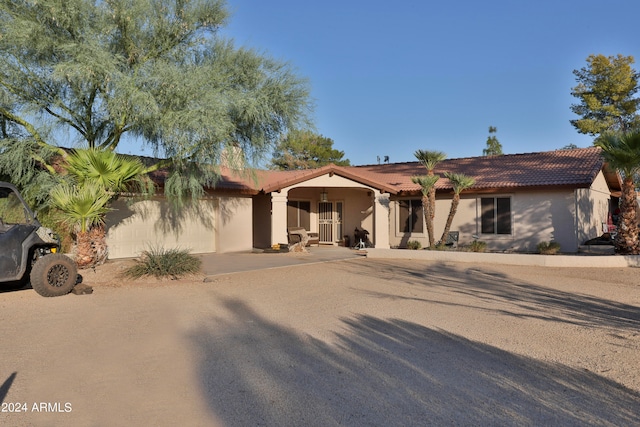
left=287, top=227, right=320, bottom=247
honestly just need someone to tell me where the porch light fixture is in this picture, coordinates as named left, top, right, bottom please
left=320, top=190, right=328, bottom=202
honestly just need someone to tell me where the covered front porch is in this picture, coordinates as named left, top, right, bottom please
left=252, top=169, right=391, bottom=249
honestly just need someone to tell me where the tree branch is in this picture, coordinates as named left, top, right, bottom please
left=0, top=107, right=64, bottom=173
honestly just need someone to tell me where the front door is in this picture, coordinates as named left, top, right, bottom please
left=318, top=201, right=343, bottom=244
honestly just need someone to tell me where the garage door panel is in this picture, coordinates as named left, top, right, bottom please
left=106, top=198, right=217, bottom=259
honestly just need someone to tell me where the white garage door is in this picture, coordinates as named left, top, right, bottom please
left=105, top=197, right=217, bottom=259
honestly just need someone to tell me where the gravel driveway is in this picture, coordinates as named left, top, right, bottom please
left=1, top=257, right=639, bottom=426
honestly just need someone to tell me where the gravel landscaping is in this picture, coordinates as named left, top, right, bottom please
left=0, top=257, right=639, bottom=426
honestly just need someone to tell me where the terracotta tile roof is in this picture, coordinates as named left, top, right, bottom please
left=146, top=165, right=261, bottom=195
left=346, top=146, right=620, bottom=195
left=213, top=168, right=262, bottom=194
left=151, top=147, right=621, bottom=196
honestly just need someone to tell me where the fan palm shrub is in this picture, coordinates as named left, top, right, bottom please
left=50, top=149, right=154, bottom=267
left=50, top=182, right=112, bottom=267
left=595, top=131, right=640, bottom=254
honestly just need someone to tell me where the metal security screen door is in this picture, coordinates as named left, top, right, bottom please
left=318, top=201, right=343, bottom=244
left=318, top=202, right=333, bottom=243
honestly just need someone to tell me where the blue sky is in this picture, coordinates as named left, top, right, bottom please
left=217, top=0, right=640, bottom=166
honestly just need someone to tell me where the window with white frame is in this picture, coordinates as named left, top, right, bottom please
left=398, top=199, right=423, bottom=234
left=287, top=200, right=311, bottom=230
left=480, top=197, right=511, bottom=234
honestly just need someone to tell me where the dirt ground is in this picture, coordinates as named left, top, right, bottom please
left=77, top=258, right=209, bottom=288
left=1, top=257, right=639, bottom=426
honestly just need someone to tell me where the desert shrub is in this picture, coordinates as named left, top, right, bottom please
left=124, top=246, right=201, bottom=279
left=406, top=240, right=422, bottom=250
left=537, top=241, right=561, bottom=255
left=468, top=240, right=487, bottom=252
left=434, top=243, right=453, bottom=251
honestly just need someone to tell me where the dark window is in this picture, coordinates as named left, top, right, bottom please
left=496, top=197, right=511, bottom=234
left=481, top=198, right=495, bottom=234
left=399, top=199, right=423, bottom=233
left=481, top=197, right=511, bottom=235
left=0, top=190, right=28, bottom=224
left=287, top=200, right=310, bottom=230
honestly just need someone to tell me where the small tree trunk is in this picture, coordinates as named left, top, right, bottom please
left=90, top=225, right=109, bottom=266
left=439, top=195, right=460, bottom=245
left=427, top=175, right=438, bottom=247
left=616, top=178, right=640, bottom=254
left=422, top=194, right=435, bottom=247
left=74, top=230, right=94, bottom=268
left=74, top=225, right=109, bottom=268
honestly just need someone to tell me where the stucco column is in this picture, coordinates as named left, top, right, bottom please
left=271, top=191, right=289, bottom=246
left=373, top=190, right=390, bottom=248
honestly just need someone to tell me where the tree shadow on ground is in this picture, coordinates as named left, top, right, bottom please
left=190, top=298, right=640, bottom=426
left=0, top=372, right=17, bottom=404
left=338, top=260, right=640, bottom=331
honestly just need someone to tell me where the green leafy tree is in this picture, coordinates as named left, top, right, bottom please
left=595, top=131, right=640, bottom=254
left=570, top=54, right=640, bottom=138
left=439, top=172, right=475, bottom=245
left=270, top=130, right=350, bottom=170
left=413, top=150, right=446, bottom=247
left=0, top=0, right=312, bottom=204
left=483, top=126, right=503, bottom=156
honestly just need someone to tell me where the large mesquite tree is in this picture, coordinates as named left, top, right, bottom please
left=0, top=0, right=312, bottom=203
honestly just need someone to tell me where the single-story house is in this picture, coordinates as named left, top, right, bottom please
left=105, top=146, right=622, bottom=258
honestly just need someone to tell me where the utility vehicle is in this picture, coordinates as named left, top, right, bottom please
left=0, top=182, right=78, bottom=297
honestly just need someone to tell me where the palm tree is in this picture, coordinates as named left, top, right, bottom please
left=439, top=172, right=475, bottom=246
left=63, top=148, right=153, bottom=194
left=411, top=175, right=439, bottom=247
left=51, top=149, right=154, bottom=266
left=414, top=150, right=446, bottom=247
left=595, top=131, right=640, bottom=254
left=50, top=182, right=112, bottom=267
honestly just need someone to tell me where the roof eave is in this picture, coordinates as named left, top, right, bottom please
left=396, top=183, right=596, bottom=196
left=261, top=164, right=398, bottom=194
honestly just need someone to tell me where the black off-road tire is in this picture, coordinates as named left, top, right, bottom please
left=30, top=253, right=78, bottom=297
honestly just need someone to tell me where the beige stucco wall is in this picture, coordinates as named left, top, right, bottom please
left=106, top=194, right=253, bottom=258
left=286, top=174, right=373, bottom=190
left=215, top=196, right=253, bottom=253
left=390, top=175, right=612, bottom=253
left=576, top=170, right=612, bottom=245
left=283, top=175, right=376, bottom=242
left=265, top=172, right=390, bottom=247
left=389, top=195, right=476, bottom=248
left=106, top=197, right=217, bottom=259
left=283, top=186, right=376, bottom=245
left=511, top=190, right=574, bottom=252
